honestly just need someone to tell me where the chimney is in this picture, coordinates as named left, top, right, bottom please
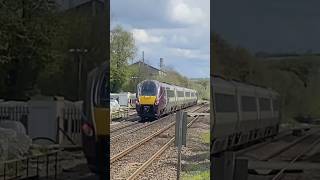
left=160, top=58, right=164, bottom=70
left=142, top=51, right=144, bottom=64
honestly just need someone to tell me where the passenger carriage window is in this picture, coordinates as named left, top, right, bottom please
left=259, top=98, right=271, bottom=111
left=215, top=93, right=236, bottom=112
left=185, top=92, right=190, bottom=97
left=273, top=99, right=279, bottom=111
left=241, top=96, right=257, bottom=112
left=177, top=91, right=184, bottom=97
left=167, top=90, right=175, bottom=97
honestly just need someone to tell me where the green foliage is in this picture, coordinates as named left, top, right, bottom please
left=110, top=25, right=137, bottom=92
left=0, top=0, right=60, bottom=99
left=201, top=132, right=210, bottom=144
left=182, top=171, right=210, bottom=180
left=0, top=1, right=109, bottom=100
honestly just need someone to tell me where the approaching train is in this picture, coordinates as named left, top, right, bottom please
left=81, top=62, right=109, bottom=175
left=136, top=80, right=198, bottom=120
left=211, top=75, right=280, bottom=154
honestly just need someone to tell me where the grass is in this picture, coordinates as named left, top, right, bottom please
left=200, top=132, right=210, bottom=144
left=182, top=171, right=210, bottom=180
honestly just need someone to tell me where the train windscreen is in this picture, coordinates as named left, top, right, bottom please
left=139, top=81, right=157, bottom=96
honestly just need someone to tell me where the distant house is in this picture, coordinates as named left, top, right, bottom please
left=129, top=61, right=166, bottom=78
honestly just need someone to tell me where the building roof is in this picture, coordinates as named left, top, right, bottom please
left=130, top=61, right=166, bottom=73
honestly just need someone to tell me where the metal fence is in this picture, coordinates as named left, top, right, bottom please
left=0, top=103, right=29, bottom=132
left=0, top=100, right=83, bottom=146
left=0, top=151, right=59, bottom=180
left=61, top=102, right=82, bottom=145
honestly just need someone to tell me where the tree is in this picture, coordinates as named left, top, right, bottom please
left=0, top=0, right=60, bottom=99
left=110, top=25, right=137, bottom=92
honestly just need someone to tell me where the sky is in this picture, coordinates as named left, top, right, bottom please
left=212, top=0, right=320, bottom=53
left=111, top=0, right=210, bottom=78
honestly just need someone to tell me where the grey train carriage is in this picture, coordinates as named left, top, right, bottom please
left=135, top=80, right=198, bottom=120
left=211, top=75, right=280, bottom=154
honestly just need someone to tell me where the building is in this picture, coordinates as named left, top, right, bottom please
left=129, top=60, right=166, bottom=78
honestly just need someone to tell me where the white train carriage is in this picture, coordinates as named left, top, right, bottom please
left=211, top=75, right=280, bottom=154
left=136, top=80, right=198, bottom=120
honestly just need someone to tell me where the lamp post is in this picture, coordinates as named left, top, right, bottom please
left=69, top=48, right=88, bottom=100
left=131, top=76, right=140, bottom=92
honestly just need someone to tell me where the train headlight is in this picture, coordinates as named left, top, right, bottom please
left=155, top=99, right=159, bottom=105
left=82, top=123, right=94, bottom=137
left=136, top=99, right=140, bottom=105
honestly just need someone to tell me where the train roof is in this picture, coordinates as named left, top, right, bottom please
left=212, top=74, right=279, bottom=95
left=138, top=80, right=197, bottom=92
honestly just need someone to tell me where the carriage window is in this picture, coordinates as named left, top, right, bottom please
left=241, top=96, right=257, bottom=112
left=185, top=92, right=190, bottom=97
left=273, top=99, right=279, bottom=111
left=215, top=93, right=236, bottom=112
left=167, top=90, right=175, bottom=97
left=259, top=98, right=271, bottom=111
left=177, top=91, right=184, bottom=97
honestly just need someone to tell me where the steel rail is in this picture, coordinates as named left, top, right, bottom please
left=111, top=121, right=157, bottom=140
left=110, top=104, right=206, bottom=164
left=272, top=132, right=320, bottom=180
left=127, top=115, right=201, bottom=180
left=262, top=129, right=320, bottom=161
left=110, top=121, right=140, bottom=133
left=111, top=104, right=205, bottom=140
left=110, top=121, right=175, bottom=163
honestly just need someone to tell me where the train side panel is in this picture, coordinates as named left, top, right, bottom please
left=212, top=78, right=238, bottom=151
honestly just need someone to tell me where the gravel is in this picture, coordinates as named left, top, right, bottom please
left=110, top=105, right=204, bottom=157
left=135, top=115, right=210, bottom=180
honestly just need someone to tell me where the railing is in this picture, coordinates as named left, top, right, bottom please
left=0, top=151, right=59, bottom=180
left=61, top=102, right=82, bottom=145
left=0, top=103, right=29, bottom=132
left=111, top=107, right=129, bottom=120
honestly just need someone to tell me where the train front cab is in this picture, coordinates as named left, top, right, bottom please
left=81, top=63, right=109, bottom=175
left=136, top=80, right=160, bottom=120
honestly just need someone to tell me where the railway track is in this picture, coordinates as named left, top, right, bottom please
left=271, top=131, right=320, bottom=180
left=236, top=127, right=320, bottom=180
left=110, top=116, right=140, bottom=133
left=110, top=104, right=207, bottom=157
left=236, top=128, right=317, bottom=160
left=110, top=104, right=205, bottom=141
left=236, top=130, right=294, bottom=157
left=110, top=104, right=209, bottom=179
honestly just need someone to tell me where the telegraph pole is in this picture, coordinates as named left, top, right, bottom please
left=69, top=48, right=88, bottom=100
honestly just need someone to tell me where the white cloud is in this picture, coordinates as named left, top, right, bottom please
left=169, top=0, right=207, bottom=26
left=132, top=29, right=163, bottom=44
left=169, top=47, right=209, bottom=60
left=111, top=0, right=210, bottom=78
